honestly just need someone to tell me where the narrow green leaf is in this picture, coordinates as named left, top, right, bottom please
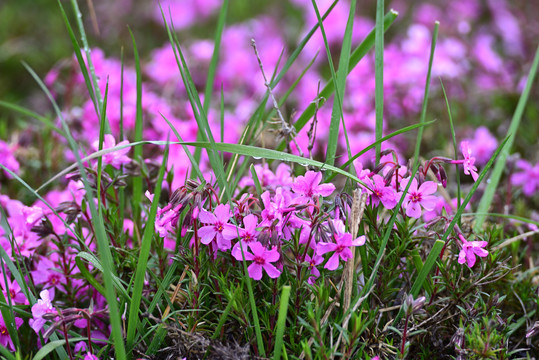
left=273, top=285, right=291, bottom=360
left=474, top=44, right=539, bottom=230
left=126, top=143, right=169, bottom=349
left=203, top=0, right=229, bottom=114
left=0, top=101, right=64, bottom=137
left=374, top=0, right=384, bottom=164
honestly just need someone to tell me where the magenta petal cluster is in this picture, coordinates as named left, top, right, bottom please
left=0, top=316, right=23, bottom=351
left=233, top=241, right=281, bottom=280
left=511, top=160, right=539, bottom=197
left=367, top=174, right=397, bottom=209
left=457, top=234, right=488, bottom=267
left=198, top=204, right=237, bottom=251
left=400, top=178, right=438, bottom=219
left=292, top=171, right=335, bottom=202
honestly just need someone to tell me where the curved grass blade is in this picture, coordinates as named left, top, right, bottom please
left=474, top=44, right=539, bottom=230
left=374, top=0, right=384, bottom=165
left=272, top=285, right=291, bottom=360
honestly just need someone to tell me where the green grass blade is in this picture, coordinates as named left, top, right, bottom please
left=212, top=285, right=242, bottom=340
left=412, top=22, right=439, bottom=167
left=374, top=0, right=384, bottom=165
left=440, top=80, right=462, bottom=211
left=326, top=120, right=436, bottom=182
left=280, top=10, right=399, bottom=150
left=0, top=100, right=65, bottom=137
left=0, top=345, right=17, bottom=360
left=474, top=44, right=539, bottom=231
left=311, top=0, right=355, bottom=167
left=395, top=135, right=511, bottom=323
left=129, top=28, right=144, bottom=229
left=22, top=62, right=126, bottom=360
left=203, top=0, right=228, bottom=114
left=126, top=142, right=169, bottom=349
left=272, top=285, right=291, bottom=360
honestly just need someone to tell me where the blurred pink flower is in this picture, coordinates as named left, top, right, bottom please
left=91, top=134, right=131, bottom=169
left=30, top=289, right=56, bottom=334
left=511, top=160, right=539, bottom=197
left=0, top=316, right=23, bottom=351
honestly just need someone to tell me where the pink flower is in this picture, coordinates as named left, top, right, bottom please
left=466, top=127, right=498, bottom=165
left=232, top=241, right=281, bottom=280
left=198, top=204, right=237, bottom=251
left=29, top=289, right=56, bottom=334
left=0, top=316, right=23, bottom=351
left=305, top=253, right=324, bottom=284
left=455, top=141, right=479, bottom=181
left=292, top=171, right=335, bottom=202
left=231, top=214, right=259, bottom=260
left=457, top=234, right=488, bottom=267
left=511, top=160, right=539, bottom=197
left=0, top=274, right=28, bottom=305
left=91, top=134, right=131, bottom=169
left=0, top=140, right=20, bottom=178
left=83, top=353, right=99, bottom=360
left=316, top=220, right=365, bottom=270
left=366, top=174, right=397, bottom=209
left=400, top=178, right=438, bottom=219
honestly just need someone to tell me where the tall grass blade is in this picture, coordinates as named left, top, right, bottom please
left=272, top=285, right=291, bottom=360
left=22, top=62, right=126, bottom=360
left=474, top=44, right=539, bottom=230
left=203, top=0, right=229, bottom=114
left=374, top=0, right=384, bottom=165
left=126, top=142, right=169, bottom=349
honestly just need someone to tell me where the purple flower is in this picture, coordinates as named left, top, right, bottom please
left=466, top=127, right=498, bottom=165
left=457, top=233, right=488, bottom=267
left=456, top=141, right=479, bottom=181
left=231, top=214, right=259, bottom=260
left=29, top=289, right=56, bottom=334
left=198, top=204, right=237, bottom=251
left=292, top=171, right=335, bottom=202
left=0, top=140, right=20, bottom=178
left=511, top=160, right=539, bottom=197
left=367, top=174, right=397, bottom=209
left=316, top=220, right=365, bottom=270
left=400, top=178, right=438, bottom=219
left=233, top=241, right=281, bottom=280
left=84, top=353, right=99, bottom=360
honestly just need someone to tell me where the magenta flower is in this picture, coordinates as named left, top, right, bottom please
left=29, top=289, right=56, bottom=334
left=367, top=174, right=397, bottom=209
left=400, top=178, right=438, bottom=219
left=0, top=274, right=28, bottom=304
left=0, top=316, right=23, bottom=351
left=451, top=141, right=479, bottom=181
left=305, top=253, right=324, bottom=284
left=91, top=134, right=131, bottom=169
left=231, top=214, right=259, bottom=260
left=83, top=353, right=99, bottom=360
left=292, top=171, right=335, bottom=202
left=511, top=160, right=539, bottom=197
left=457, top=233, right=488, bottom=267
left=31, top=256, right=66, bottom=299
left=316, top=220, right=365, bottom=270
left=0, top=140, right=20, bottom=178
left=232, top=241, right=281, bottom=280
left=198, top=204, right=237, bottom=251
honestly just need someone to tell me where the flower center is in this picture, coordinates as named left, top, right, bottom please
left=410, top=192, right=422, bottom=203
left=254, top=256, right=265, bottom=265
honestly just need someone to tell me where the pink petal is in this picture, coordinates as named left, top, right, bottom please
left=198, top=209, right=216, bottom=224
left=466, top=251, right=476, bottom=267
left=316, top=242, right=336, bottom=255
left=420, top=195, right=438, bottom=211
left=214, top=204, right=231, bottom=222
left=472, top=247, right=488, bottom=258
left=263, top=263, right=281, bottom=278
left=458, top=249, right=467, bottom=264
left=406, top=202, right=422, bottom=219
left=317, top=183, right=336, bottom=197
left=419, top=181, right=438, bottom=195
left=324, top=253, right=340, bottom=270
left=248, top=263, right=263, bottom=280
left=198, top=226, right=216, bottom=244
left=248, top=241, right=266, bottom=256
left=265, top=248, right=280, bottom=262
left=352, top=235, right=366, bottom=246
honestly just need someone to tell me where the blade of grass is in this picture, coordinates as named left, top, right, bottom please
left=374, top=0, right=384, bottom=165
left=22, top=62, right=126, bottom=360
left=126, top=142, right=169, bottom=350
left=273, top=285, right=291, bottom=360
left=129, top=28, right=144, bottom=231
left=395, top=135, right=511, bottom=323
left=212, top=284, right=242, bottom=340
left=0, top=101, right=65, bottom=137
left=311, top=0, right=355, bottom=167
left=412, top=22, right=439, bottom=168
left=326, top=120, right=436, bottom=182
left=440, top=80, right=461, bottom=211
left=279, top=10, right=399, bottom=151
left=203, top=0, right=228, bottom=114
left=474, top=44, right=539, bottom=231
